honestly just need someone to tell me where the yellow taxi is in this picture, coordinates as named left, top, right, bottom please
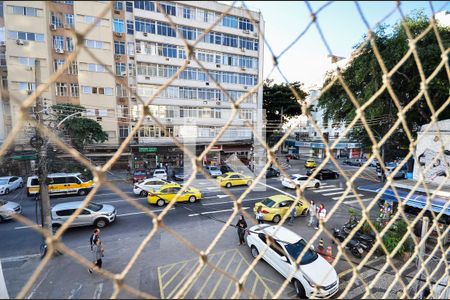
left=147, top=183, right=202, bottom=207
left=305, top=159, right=317, bottom=168
left=253, top=195, right=309, bottom=223
left=217, top=172, right=253, bottom=188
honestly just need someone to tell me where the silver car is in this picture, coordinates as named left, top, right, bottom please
left=0, top=176, right=23, bottom=195
left=51, top=201, right=116, bottom=229
left=204, top=166, right=222, bottom=178
left=0, top=200, right=22, bottom=222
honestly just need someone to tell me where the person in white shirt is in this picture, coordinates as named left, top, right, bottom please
left=315, top=203, right=327, bottom=230
left=308, top=200, right=317, bottom=227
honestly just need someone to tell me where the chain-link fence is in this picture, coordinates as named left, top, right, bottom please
left=2, top=1, right=450, bottom=298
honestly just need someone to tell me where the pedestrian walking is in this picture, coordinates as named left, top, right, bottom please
left=308, top=200, right=317, bottom=227
left=88, top=239, right=104, bottom=274
left=255, top=206, right=264, bottom=224
left=90, top=228, right=100, bottom=251
left=288, top=205, right=297, bottom=225
left=236, top=215, right=248, bottom=245
left=315, top=203, right=327, bottom=230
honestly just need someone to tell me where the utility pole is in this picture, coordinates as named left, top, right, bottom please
left=34, top=59, right=52, bottom=238
left=416, top=216, right=429, bottom=296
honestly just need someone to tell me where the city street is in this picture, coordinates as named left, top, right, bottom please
left=0, top=159, right=384, bottom=298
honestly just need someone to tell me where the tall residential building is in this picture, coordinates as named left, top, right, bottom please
left=0, top=1, right=264, bottom=169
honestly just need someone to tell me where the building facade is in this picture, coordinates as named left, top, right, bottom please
left=0, top=1, right=264, bottom=170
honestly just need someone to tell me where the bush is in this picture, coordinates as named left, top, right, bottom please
left=380, top=220, right=414, bottom=256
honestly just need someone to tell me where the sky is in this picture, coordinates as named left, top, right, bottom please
left=222, top=1, right=449, bottom=89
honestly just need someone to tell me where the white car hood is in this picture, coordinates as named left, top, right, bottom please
left=0, top=185, right=7, bottom=189
left=0, top=201, right=20, bottom=212
left=299, top=256, right=337, bottom=287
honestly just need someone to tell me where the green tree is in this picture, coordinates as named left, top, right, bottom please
left=318, top=11, right=450, bottom=160
left=263, top=80, right=307, bottom=144
left=51, top=103, right=108, bottom=151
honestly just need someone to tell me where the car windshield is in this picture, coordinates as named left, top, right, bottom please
left=260, top=198, right=276, bottom=208
left=386, top=162, right=397, bottom=168
left=210, top=167, right=219, bottom=171
left=0, top=179, right=8, bottom=185
left=86, top=203, right=103, bottom=212
left=0, top=200, right=7, bottom=206
left=134, top=171, right=146, bottom=176
left=290, top=175, right=298, bottom=180
left=78, top=175, right=89, bottom=182
left=285, top=239, right=319, bottom=265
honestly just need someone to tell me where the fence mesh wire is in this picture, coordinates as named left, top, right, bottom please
left=2, top=0, right=450, bottom=298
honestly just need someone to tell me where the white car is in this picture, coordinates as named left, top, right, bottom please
left=0, top=200, right=22, bottom=222
left=246, top=224, right=339, bottom=298
left=0, top=176, right=23, bottom=195
left=152, top=169, right=168, bottom=181
left=133, top=178, right=170, bottom=196
left=51, top=201, right=116, bottom=229
left=282, top=174, right=321, bottom=189
left=204, top=165, right=222, bottom=178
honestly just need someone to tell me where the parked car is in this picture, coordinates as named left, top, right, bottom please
left=246, top=224, right=339, bottom=298
left=377, top=162, right=407, bottom=179
left=133, top=178, right=170, bottom=196
left=0, top=176, right=23, bottom=195
left=204, top=165, right=222, bottom=178
left=304, top=160, right=317, bottom=169
left=218, top=172, right=253, bottom=188
left=27, top=173, right=94, bottom=197
left=51, top=201, right=116, bottom=229
left=152, top=168, right=168, bottom=181
left=343, top=159, right=366, bottom=166
left=282, top=174, right=321, bottom=189
left=306, top=168, right=339, bottom=180
left=0, top=200, right=22, bottom=222
left=147, top=183, right=202, bottom=207
left=220, top=165, right=234, bottom=174
left=172, top=168, right=188, bottom=181
left=132, top=169, right=149, bottom=183
left=266, top=167, right=281, bottom=178
left=286, top=154, right=299, bottom=160
left=253, top=195, right=309, bottom=223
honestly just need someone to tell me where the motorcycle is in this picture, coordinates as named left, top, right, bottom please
left=332, top=227, right=365, bottom=259
left=342, top=217, right=376, bottom=248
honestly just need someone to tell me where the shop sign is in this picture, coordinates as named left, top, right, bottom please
left=139, top=147, right=157, bottom=153
left=206, top=145, right=222, bottom=151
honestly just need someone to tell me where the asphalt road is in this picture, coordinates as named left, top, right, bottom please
left=0, top=160, right=383, bottom=298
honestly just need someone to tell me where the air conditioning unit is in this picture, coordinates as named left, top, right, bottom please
left=63, top=23, right=71, bottom=29
left=253, top=32, right=258, bottom=37
left=131, top=97, right=136, bottom=101
left=216, top=101, right=221, bottom=105
left=205, top=82, right=210, bottom=86
left=166, top=118, right=172, bottom=123
left=115, top=54, right=122, bottom=59
left=165, top=57, right=170, bottom=61
left=241, top=67, right=246, bottom=71
left=0, top=41, right=5, bottom=46
left=216, top=64, right=221, bottom=68
left=55, top=48, right=64, bottom=54
left=244, top=86, right=248, bottom=90
left=50, top=24, right=57, bottom=31
left=26, top=66, right=33, bottom=71
left=120, top=71, right=127, bottom=77
left=145, top=76, right=150, bottom=80
left=115, top=32, right=123, bottom=37
left=16, top=39, right=25, bottom=46
left=27, top=90, right=33, bottom=95
left=240, top=47, right=246, bottom=52
left=114, top=9, right=120, bottom=14
left=243, top=30, right=250, bottom=34
left=143, top=32, right=148, bottom=37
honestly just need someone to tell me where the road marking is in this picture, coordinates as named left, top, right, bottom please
left=14, top=225, right=41, bottom=230
left=93, top=282, right=103, bottom=299
left=344, top=198, right=373, bottom=204
left=217, top=194, right=229, bottom=199
left=26, top=269, right=50, bottom=299
left=69, top=284, right=83, bottom=299
left=202, top=197, right=265, bottom=206
left=101, top=198, right=142, bottom=204
left=256, top=182, right=295, bottom=197
left=0, top=261, right=9, bottom=299
left=188, top=207, right=249, bottom=217
left=0, top=254, right=41, bottom=263
left=207, top=251, right=240, bottom=298
left=313, top=187, right=342, bottom=193
left=206, top=187, right=219, bottom=190
left=314, top=184, right=336, bottom=190
left=322, top=191, right=347, bottom=196
left=117, top=208, right=174, bottom=217
left=332, top=194, right=364, bottom=200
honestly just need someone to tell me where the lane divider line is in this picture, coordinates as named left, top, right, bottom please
left=202, top=197, right=265, bottom=206
left=332, top=194, right=364, bottom=201
left=322, top=191, right=347, bottom=196
left=188, top=207, right=249, bottom=217
left=344, top=198, right=373, bottom=204
left=313, top=187, right=343, bottom=193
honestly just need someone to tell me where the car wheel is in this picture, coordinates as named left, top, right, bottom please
left=95, top=218, right=108, bottom=228
left=314, top=182, right=320, bottom=188
left=319, top=175, right=323, bottom=181
left=351, top=247, right=362, bottom=259
left=301, top=208, right=308, bottom=216
left=0, top=216, right=4, bottom=223
left=52, top=223, right=61, bottom=233
left=251, top=246, right=259, bottom=258
left=335, top=174, right=339, bottom=179
left=157, top=199, right=165, bottom=207
left=78, top=189, right=87, bottom=196
left=226, top=182, right=232, bottom=188
left=19, top=182, right=23, bottom=188
left=272, top=215, right=281, bottom=224
left=140, top=190, right=148, bottom=197
left=293, top=279, right=306, bottom=298
left=247, top=180, right=252, bottom=186
left=276, top=172, right=280, bottom=177
left=188, top=196, right=196, bottom=203
left=5, top=188, right=9, bottom=194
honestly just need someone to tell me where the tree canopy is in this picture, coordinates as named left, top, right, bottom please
left=263, top=80, right=307, bottom=143
left=51, top=103, right=108, bottom=151
left=318, top=11, right=449, bottom=159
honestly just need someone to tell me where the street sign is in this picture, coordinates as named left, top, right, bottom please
left=139, top=147, right=157, bottom=153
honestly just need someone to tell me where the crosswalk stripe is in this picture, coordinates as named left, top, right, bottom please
left=322, top=191, right=346, bottom=196
left=313, top=187, right=342, bottom=193
left=344, top=198, right=373, bottom=204
left=314, top=184, right=334, bottom=189
left=332, top=194, right=364, bottom=200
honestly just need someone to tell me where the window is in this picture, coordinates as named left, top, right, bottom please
left=65, top=14, right=74, bottom=28
left=53, top=59, right=65, bottom=72
left=104, top=87, right=113, bottom=95
left=68, top=61, right=78, bottom=75
left=85, top=39, right=104, bottom=49
left=18, top=82, right=36, bottom=92
left=126, top=20, right=134, bottom=34
left=82, top=86, right=92, bottom=94
left=53, top=35, right=64, bottom=50
left=12, top=6, right=38, bottom=17
left=116, top=84, right=128, bottom=97
left=158, top=3, right=176, bottom=16
left=50, top=12, right=62, bottom=27
left=134, top=1, right=154, bottom=11
left=59, top=37, right=71, bottom=53
left=114, top=1, right=123, bottom=10
left=183, top=7, right=194, bottom=19
left=135, top=18, right=155, bottom=34
left=8, top=31, right=44, bottom=42
left=119, top=125, right=129, bottom=138
left=179, top=26, right=196, bottom=40
left=128, top=63, right=136, bottom=76
left=116, top=63, right=126, bottom=76
left=87, top=63, right=105, bottom=72
left=18, top=57, right=35, bottom=66
left=114, top=41, right=125, bottom=54
left=223, top=15, right=238, bottom=28
left=128, top=42, right=135, bottom=55
left=84, top=15, right=96, bottom=24
left=239, top=17, right=254, bottom=32
left=157, top=22, right=176, bottom=37
left=126, top=1, right=133, bottom=12
left=55, top=82, right=68, bottom=96
left=113, top=19, right=124, bottom=33
left=70, top=83, right=79, bottom=97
